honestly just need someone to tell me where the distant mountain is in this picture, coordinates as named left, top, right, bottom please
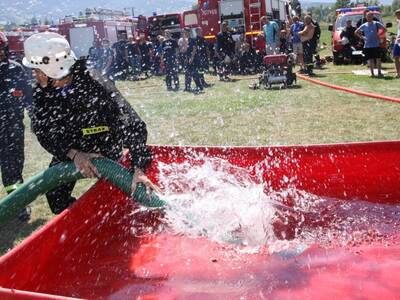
left=302, top=0, right=392, bottom=7
left=0, top=0, right=393, bottom=24
left=0, top=0, right=194, bottom=24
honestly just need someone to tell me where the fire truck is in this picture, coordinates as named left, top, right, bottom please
left=147, top=13, right=184, bottom=40
left=6, top=26, right=56, bottom=61
left=328, top=6, right=392, bottom=64
left=58, top=8, right=138, bottom=58
left=182, top=0, right=287, bottom=51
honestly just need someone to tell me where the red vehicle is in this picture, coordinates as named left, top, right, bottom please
left=182, top=9, right=200, bottom=29
left=184, top=0, right=286, bottom=52
left=329, top=6, right=391, bottom=65
left=6, top=26, right=56, bottom=61
left=58, top=17, right=137, bottom=59
left=147, top=13, right=183, bottom=40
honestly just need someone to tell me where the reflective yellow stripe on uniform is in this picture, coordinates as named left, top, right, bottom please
left=82, top=126, right=110, bottom=136
left=5, top=183, right=22, bottom=193
left=245, top=31, right=262, bottom=36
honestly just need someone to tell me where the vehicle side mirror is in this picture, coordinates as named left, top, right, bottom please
left=328, top=24, right=333, bottom=31
left=386, top=22, right=392, bottom=28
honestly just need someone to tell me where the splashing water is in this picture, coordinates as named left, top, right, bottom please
left=158, top=158, right=277, bottom=248
left=154, top=158, right=400, bottom=252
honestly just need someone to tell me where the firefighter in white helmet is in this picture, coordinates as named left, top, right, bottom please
left=0, top=31, right=32, bottom=222
left=23, top=32, right=159, bottom=214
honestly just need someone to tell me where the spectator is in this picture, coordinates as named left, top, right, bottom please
left=195, top=27, right=211, bottom=88
left=309, top=13, right=321, bottom=68
left=153, top=35, right=164, bottom=76
left=161, top=30, right=179, bottom=91
left=394, top=9, right=400, bottom=78
left=356, top=10, right=379, bottom=29
left=340, top=19, right=358, bottom=64
left=216, top=21, right=235, bottom=81
left=98, top=39, right=114, bottom=80
left=0, top=31, right=32, bottom=221
left=279, top=22, right=290, bottom=54
left=299, top=15, right=315, bottom=76
left=355, top=11, right=386, bottom=77
left=290, top=16, right=305, bottom=70
left=138, top=35, right=152, bottom=78
left=178, top=28, right=190, bottom=72
left=261, top=15, right=280, bottom=55
left=125, top=36, right=141, bottom=81
left=238, top=42, right=257, bottom=74
left=88, top=41, right=101, bottom=70
left=184, top=28, right=203, bottom=93
left=112, top=33, right=129, bottom=80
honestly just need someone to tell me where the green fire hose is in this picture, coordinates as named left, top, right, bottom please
left=0, top=158, right=166, bottom=226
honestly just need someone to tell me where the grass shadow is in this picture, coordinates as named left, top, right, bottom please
left=0, top=218, right=47, bottom=255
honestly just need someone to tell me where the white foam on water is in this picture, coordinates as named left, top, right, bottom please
left=153, top=157, right=400, bottom=253
left=158, top=158, right=277, bottom=249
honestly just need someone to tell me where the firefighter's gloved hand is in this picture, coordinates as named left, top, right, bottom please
left=131, top=168, right=161, bottom=196
left=73, top=152, right=103, bottom=178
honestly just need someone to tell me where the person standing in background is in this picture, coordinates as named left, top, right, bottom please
left=194, top=27, right=211, bottom=88
left=0, top=32, right=32, bottom=221
left=261, top=15, right=280, bottom=55
left=299, top=15, right=315, bottom=76
left=112, top=33, right=129, bottom=80
left=178, top=28, right=190, bottom=73
left=98, top=39, right=114, bottom=80
left=216, top=21, right=235, bottom=81
left=138, top=35, right=152, bottom=78
left=355, top=11, right=386, bottom=77
left=125, top=36, right=142, bottom=81
left=161, top=30, right=179, bottom=91
left=393, top=9, right=400, bottom=78
left=290, top=16, right=305, bottom=71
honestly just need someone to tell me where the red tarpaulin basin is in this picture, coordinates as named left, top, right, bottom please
left=1, top=142, right=400, bottom=299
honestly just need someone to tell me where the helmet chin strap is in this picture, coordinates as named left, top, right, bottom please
left=48, top=69, right=73, bottom=86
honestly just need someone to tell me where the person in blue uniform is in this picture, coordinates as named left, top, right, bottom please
left=161, top=30, right=179, bottom=91
left=0, top=32, right=32, bottom=221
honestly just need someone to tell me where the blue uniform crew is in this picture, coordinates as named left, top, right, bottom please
left=161, top=30, right=179, bottom=91
left=0, top=32, right=32, bottom=221
left=185, top=32, right=203, bottom=93
left=195, top=28, right=211, bottom=88
left=216, top=22, right=236, bottom=81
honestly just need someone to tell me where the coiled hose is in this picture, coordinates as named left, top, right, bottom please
left=0, top=158, right=166, bottom=226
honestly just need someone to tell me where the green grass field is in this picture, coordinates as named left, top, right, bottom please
left=1, top=30, right=400, bottom=255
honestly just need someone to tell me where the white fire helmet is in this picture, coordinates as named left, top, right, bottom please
left=23, top=32, right=77, bottom=80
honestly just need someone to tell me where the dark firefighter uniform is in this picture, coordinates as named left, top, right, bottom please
left=31, top=60, right=152, bottom=214
left=185, top=37, right=203, bottom=92
left=161, top=38, right=179, bottom=90
left=216, top=30, right=235, bottom=79
left=196, top=35, right=210, bottom=87
left=0, top=59, right=32, bottom=196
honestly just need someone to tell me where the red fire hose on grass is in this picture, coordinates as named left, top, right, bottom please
left=297, top=73, right=400, bottom=104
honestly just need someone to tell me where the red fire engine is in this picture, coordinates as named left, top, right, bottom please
left=182, top=0, right=287, bottom=51
left=58, top=8, right=138, bottom=59
left=147, top=13, right=184, bottom=40
left=6, top=26, right=56, bottom=61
